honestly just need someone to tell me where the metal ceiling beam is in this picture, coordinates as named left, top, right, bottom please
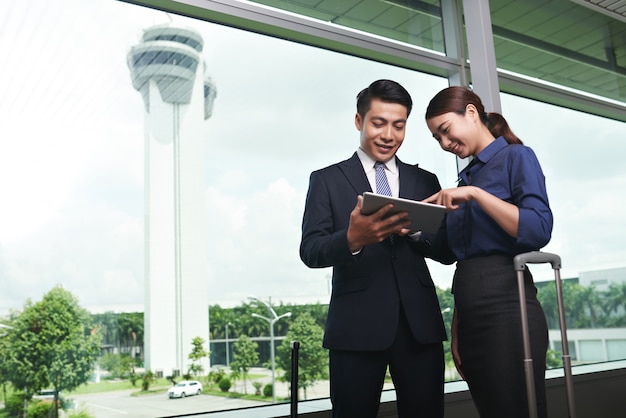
left=462, top=0, right=501, bottom=112
left=492, top=26, right=626, bottom=77
left=129, top=0, right=626, bottom=121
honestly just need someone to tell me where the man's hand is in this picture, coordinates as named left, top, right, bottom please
left=346, top=195, right=411, bottom=252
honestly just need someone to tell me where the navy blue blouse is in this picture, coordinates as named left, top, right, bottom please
left=447, top=136, right=553, bottom=261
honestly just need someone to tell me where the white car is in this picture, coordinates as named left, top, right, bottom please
left=33, top=389, right=56, bottom=400
left=167, top=380, right=203, bottom=399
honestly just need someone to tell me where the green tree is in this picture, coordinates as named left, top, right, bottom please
left=229, top=335, right=258, bottom=394
left=117, top=312, right=143, bottom=357
left=578, top=285, right=603, bottom=327
left=4, top=286, right=101, bottom=418
left=188, top=336, right=209, bottom=377
left=99, top=353, right=135, bottom=380
left=605, top=283, right=626, bottom=327
left=209, top=301, right=326, bottom=341
left=276, top=312, right=327, bottom=400
left=546, top=348, right=563, bottom=369
left=537, top=281, right=560, bottom=329
left=0, top=318, right=13, bottom=404
left=91, top=311, right=144, bottom=364
left=436, top=287, right=454, bottom=379
left=141, top=370, right=156, bottom=391
left=91, top=311, right=119, bottom=349
left=209, top=305, right=238, bottom=339
left=538, top=281, right=602, bottom=329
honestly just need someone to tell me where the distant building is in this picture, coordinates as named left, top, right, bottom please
left=127, top=23, right=217, bottom=376
left=536, top=266, right=626, bottom=291
left=579, top=267, right=626, bottom=292
left=539, top=266, right=626, bottom=364
left=549, top=328, right=626, bottom=364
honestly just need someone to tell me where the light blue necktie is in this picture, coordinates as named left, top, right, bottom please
left=375, top=161, right=392, bottom=196
left=375, top=161, right=395, bottom=243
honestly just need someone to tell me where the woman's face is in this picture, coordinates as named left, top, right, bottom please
left=426, top=104, right=483, bottom=158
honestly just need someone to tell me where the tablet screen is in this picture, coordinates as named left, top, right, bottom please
left=361, top=192, right=446, bottom=233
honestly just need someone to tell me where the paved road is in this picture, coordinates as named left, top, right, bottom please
left=70, top=368, right=309, bottom=418
left=3, top=374, right=391, bottom=418
left=69, top=367, right=398, bottom=418
left=72, top=389, right=267, bottom=418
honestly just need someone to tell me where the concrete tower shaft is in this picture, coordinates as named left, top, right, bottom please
left=127, top=22, right=215, bottom=376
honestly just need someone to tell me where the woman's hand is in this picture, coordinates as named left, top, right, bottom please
left=423, top=186, right=478, bottom=211
left=424, top=186, right=520, bottom=238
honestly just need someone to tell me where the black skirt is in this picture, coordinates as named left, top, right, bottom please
left=453, top=254, right=548, bottom=418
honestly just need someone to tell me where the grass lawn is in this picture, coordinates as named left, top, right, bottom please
left=201, top=387, right=276, bottom=403
left=66, top=378, right=173, bottom=396
left=0, top=373, right=276, bottom=414
left=67, top=373, right=267, bottom=397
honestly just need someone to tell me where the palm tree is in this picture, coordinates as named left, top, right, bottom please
left=605, top=283, right=626, bottom=327
left=537, top=282, right=560, bottom=329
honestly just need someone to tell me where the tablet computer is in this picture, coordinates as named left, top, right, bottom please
left=361, top=192, right=446, bottom=233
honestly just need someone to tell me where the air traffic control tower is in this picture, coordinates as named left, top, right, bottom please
left=128, top=23, right=216, bottom=376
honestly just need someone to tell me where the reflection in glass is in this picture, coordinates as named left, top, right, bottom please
left=0, top=0, right=624, bottom=417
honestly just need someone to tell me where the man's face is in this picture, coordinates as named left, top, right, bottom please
left=355, top=98, right=408, bottom=163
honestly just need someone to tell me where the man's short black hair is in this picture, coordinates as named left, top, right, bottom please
left=356, top=79, right=413, bottom=118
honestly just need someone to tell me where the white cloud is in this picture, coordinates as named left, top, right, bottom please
left=1, top=0, right=624, bottom=315
left=204, top=176, right=330, bottom=306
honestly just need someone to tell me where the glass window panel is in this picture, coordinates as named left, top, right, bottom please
left=501, top=93, right=626, bottom=280
left=579, top=340, right=605, bottom=362
left=551, top=340, right=577, bottom=362
left=503, top=93, right=626, bottom=368
left=607, top=340, right=626, bottom=361
left=248, top=0, right=446, bottom=53
left=0, top=0, right=453, bottom=415
left=487, top=1, right=626, bottom=104
left=244, top=1, right=626, bottom=106
left=1, top=1, right=625, bottom=417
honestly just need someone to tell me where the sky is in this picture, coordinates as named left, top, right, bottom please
left=0, top=0, right=625, bottom=315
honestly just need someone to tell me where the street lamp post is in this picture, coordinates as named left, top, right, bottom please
left=225, top=322, right=232, bottom=367
left=248, top=296, right=291, bottom=404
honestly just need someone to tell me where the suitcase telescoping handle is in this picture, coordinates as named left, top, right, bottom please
left=513, top=251, right=561, bottom=271
left=513, top=251, right=575, bottom=418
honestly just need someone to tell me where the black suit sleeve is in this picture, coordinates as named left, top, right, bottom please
left=300, top=170, right=357, bottom=268
left=414, top=217, right=456, bottom=265
left=403, top=166, right=456, bottom=265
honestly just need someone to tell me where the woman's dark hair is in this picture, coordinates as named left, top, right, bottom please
left=356, top=79, right=413, bottom=119
left=425, top=86, right=522, bottom=145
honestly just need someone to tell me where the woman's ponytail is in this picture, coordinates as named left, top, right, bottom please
left=486, top=112, right=522, bottom=145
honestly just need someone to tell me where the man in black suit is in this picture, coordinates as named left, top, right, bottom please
left=300, top=79, right=454, bottom=418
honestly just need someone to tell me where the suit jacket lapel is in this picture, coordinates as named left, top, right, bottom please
left=398, top=158, right=417, bottom=199
left=339, top=153, right=372, bottom=195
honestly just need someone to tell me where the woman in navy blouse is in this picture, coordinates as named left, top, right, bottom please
left=423, top=86, right=553, bottom=418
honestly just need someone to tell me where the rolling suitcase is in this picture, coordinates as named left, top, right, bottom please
left=513, top=251, right=576, bottom=418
